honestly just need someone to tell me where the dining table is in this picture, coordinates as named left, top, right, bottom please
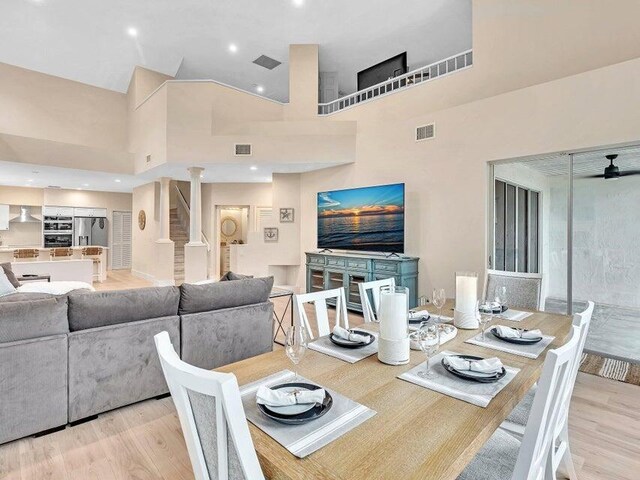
left=216, top=301, right=572, bottom=480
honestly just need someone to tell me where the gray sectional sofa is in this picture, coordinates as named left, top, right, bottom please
left=0, top=276, right=274, bottom=445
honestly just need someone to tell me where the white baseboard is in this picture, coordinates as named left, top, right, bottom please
left=131, top=269, right=156, bottom=283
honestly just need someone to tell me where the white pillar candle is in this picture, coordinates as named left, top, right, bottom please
left=378, top=291, right=408, bottom=341
left=455, top=274, right=477, bottom=313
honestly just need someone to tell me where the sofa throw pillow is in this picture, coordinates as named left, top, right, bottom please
left=0, top=269, right=18, bottom=297
left=219, top=271, right=254, bottom=281
left=0, top=262, right=21, bottom=288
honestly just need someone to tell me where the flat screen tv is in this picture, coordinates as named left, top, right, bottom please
left=317, top=183, right=405, bottom=253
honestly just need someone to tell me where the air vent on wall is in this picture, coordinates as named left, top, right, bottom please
left=234, top=143, right=252, bottom=156
left=253, top=55, right=282, bottom=70
left=416, top=123, right=435, bottom=142
left=146, top=154, right=152, bottom=163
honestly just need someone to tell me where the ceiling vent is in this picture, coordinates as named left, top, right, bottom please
left=253, top=55, right=282, bottom=70
left=234, top=143, right=252, bottom=156
left=416, top=123, right=435, bottom=142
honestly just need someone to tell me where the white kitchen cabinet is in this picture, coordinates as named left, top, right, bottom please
left=74, top=207, right=107, bottom=217
left=0, top=204, right=9, bottom=230
left=43, top=206, right=74, bottom=217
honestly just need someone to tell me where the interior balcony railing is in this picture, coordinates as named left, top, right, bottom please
left=317, top=49, right=473, bottom=116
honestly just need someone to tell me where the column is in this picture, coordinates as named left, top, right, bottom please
left=155, top=177, right=175, bottom=286
left=188, top=167, right=203, bottom=244
left=184, top=167, right=208, bottom=283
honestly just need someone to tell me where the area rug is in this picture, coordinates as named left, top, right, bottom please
left=579, top=353, right=640, bottom=386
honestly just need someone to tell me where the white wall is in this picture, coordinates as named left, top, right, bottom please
left=548, top=174, right=640, bottom=308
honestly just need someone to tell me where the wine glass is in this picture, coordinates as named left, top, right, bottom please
left=432, top=288, right=446, bottom=321
left=479, top=312, right=492, bottom=341
left=285, top=325, right=309, bottom=381
left=494, top=285, right=507, bottom=314
left=417, top=324, right=440, bottom=378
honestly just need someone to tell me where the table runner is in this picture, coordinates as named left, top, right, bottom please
left=465, top=330, right=555, bottom=359
left=397, top=350, right=520, bottom=408
left=240, top=370, right=376, bottom=458
left=308, top=330, right=378, bottom=363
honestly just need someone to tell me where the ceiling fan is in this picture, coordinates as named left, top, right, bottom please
left=580, top=154, right=640, bottom=179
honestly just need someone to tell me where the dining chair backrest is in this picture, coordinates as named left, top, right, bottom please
left=557, top=301, right=594, bottom=427
left=294, top=288, right=349, bottom=339
left=512, top=325, right=581, bottom=480
left=14, top=248, right=39, bottom=260
left=484, top=269, right=543, bottom=310
left=358, top=277, right=396, bottom=323
left=154, top=332, right=264, bottom=480
left=50, top=247, right=73, bottom=259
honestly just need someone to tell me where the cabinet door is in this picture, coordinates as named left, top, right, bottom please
left=0, top=204, right=9, bottom=230
left=325, top=269, right=345, bottom=291
left=346, top=272, right=368, bottom=309
left=307, top=267, right=325, bottom=293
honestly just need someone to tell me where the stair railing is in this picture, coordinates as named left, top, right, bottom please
left=173, top=184, right=211, bottom=252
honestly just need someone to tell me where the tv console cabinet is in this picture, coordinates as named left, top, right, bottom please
left=305, top=252, right=419, bottom=312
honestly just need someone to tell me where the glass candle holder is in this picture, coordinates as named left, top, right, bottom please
left=377, top=285, right=410, bottom=365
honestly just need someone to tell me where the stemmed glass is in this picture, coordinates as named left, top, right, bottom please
left=432, top=288, right=446, bottom=321
left=479, top=311, right=492, bottom=341
left=494, top=285, right=507, bottom=314
left=417, top=323, right=440, bottom=378
left=285, top=325, right=310, bottom=381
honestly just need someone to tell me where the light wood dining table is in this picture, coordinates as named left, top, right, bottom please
left=216, top=303, right=572, bottom=480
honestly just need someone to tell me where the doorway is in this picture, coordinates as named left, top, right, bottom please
left=489, top=144, right=640, bottom=363
left=215, top=206, right=250, bottom=276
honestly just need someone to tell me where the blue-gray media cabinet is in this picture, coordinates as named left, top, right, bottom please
left=305, top=252, right=419, bottom=312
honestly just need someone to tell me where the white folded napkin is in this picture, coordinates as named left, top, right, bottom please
left=495, top=325, right=542, bottom=339
left=444, top=356, right=503, bottom=375
left=256, top=385, right=325, bottom=407
left=332, top=326, right=369, bottom=343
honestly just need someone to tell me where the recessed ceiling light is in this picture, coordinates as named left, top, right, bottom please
left=228, top=43, right=238, bottom=53
left=27, top=179, right=34, bottom=182
left=292, top=0, right=304, bottom=6
left=127, top=27, right=138, bottom=38
left=256, top=85, right=264, bottom=93
left=250, top=166, right=258, bottom=171
left=115, top=179, right=121, bottom=183
left=82, top=183, right=89, bottom=187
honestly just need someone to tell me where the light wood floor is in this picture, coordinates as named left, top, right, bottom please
left=2, top=274, right=637, bottom=479
left=92, top=269, right=153, bottom=291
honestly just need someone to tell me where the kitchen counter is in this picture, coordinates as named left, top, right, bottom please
left=0, top=246, right=108, bottom=282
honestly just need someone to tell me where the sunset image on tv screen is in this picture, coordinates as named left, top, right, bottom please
left=317, top=183, right=405, bottom=253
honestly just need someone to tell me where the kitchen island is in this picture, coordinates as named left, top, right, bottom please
left=0, top=246, right=108, bottom=282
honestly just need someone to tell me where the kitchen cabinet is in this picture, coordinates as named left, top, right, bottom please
left=43, top=206, right=74, bottom=217
left=73, top=207, right=107, bottom=217
left=0, top=204, right=8, bottom=230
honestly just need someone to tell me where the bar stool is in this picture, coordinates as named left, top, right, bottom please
left=50, top=247, right=73, bottom=261
left=13, top=249, right=40, bottom=262
left=82, top=247, right=104, bottom=283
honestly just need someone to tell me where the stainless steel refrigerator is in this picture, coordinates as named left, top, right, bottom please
left=73, top=217, right=108, bottom=247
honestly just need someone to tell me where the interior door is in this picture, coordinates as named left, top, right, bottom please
left=112, top=211, right=132, bottom=269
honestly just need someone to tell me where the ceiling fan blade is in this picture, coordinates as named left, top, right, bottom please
left=576, top=174, right=605, bottom=179
left=619, top=170, right=640, bottom=176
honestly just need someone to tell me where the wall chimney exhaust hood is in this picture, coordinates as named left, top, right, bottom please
left=9, top=206, right=41, bottom=223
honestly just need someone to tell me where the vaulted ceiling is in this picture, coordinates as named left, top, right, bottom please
left=0, top=0, right=472, bottom=102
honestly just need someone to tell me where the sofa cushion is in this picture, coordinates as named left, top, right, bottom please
left=68, top=286, right=180, bottom=331
left=219, top=271, right=254, bottom=281
left=0, top=292, right=56, bottom=303
left=0, top=297, right=69, bottom=343
left=0, top=263, right=20, bottom=288
left=179, top=276, right=274, bottom=315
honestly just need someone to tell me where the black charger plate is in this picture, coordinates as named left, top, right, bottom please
left=479, top=305, right=508, bottom=314
left=329, top=330, right=376, bottom=349
left=490, top=327, right=543, bottom=345
left=441, top=354, right=506, bottom=383
left=258, top=382, right=333, bottom=425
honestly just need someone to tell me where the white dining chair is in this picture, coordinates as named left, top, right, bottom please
left=484, top=269, right=543, bottom=310
left=154, top=332, right=264, bottom=480
left=358, top=277, right=396, bottom=323
left=458, top=324, right=581, bottom=480
left=500, top=302, right=594, bottom=457
left=294, top=287, right=349, bottom=339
